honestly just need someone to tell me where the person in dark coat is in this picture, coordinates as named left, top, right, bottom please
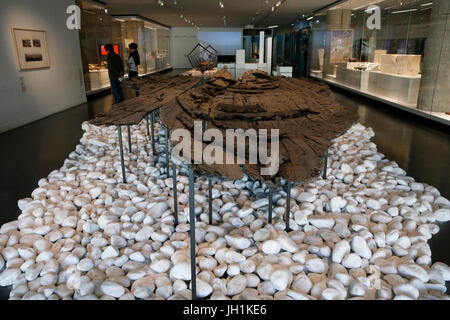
left=127, top=43, right=140, bottom=78
left=105, top=44, right=125, bottom=104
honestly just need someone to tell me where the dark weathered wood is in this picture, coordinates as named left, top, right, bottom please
left=161, top=70, right=358, bottom=183
left=89, top=75, right=201, bottom=126
left=90, top=69, right=357, bottom=184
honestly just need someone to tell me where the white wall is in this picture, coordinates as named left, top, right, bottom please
left=171, top=27, right=243, bottom=69
left=0, top=0, right=87, bottom=133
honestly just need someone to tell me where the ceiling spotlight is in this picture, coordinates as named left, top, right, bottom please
left=276, top=1, right=281, bottom=7
left=219, top=1, right=224, bottom=8
left=104, top=8, right=108, bottom=14
left=265, top=0, right=269, bottom=4
left=158, top=0, right=164, bottom=6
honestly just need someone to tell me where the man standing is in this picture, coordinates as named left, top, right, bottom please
left=105, top=44, right=124, bottom=104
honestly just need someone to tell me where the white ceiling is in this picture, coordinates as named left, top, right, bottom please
left=103, top=0, right=339, bottom=28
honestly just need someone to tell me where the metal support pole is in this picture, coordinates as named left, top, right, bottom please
left=285, top=181, right=291, bottom=232
left=268, top=189, right=273, bottom=224
left=117, top=126, right=127, bottom=184
left=150, top=112, right=156, bottom=156
left=173, top=162, right=178, bottom=227
left=165, top=126, right=170, bottom=178
left=188, top=166, right=197, bottom=300
left=322, top=148, right=329, bottom=179
left=127, top=125, right=132, bottom=153
left=146, top=114, right=150, bottom=137
left=208, top=178, right=213, bottom=225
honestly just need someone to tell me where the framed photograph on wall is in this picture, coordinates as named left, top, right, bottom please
left=12, top=28, right=50, bottom=70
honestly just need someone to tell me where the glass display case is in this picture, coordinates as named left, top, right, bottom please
left=111, top=16, right=171, bottom=76
left=77, top=0, right=113, bottom=94
left=308, top=0, right=449, bottom=124
left=77, top=5, right=172, bottom=95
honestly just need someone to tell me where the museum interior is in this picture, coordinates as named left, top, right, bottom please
left=0, top=0, right=449, bottom=301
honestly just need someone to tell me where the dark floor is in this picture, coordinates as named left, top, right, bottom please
left=0, top=72, right=449, bottom=299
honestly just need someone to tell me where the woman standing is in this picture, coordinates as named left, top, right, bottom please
left=127, top=43, right=140, bottom=78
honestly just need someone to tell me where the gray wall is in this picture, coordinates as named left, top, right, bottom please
left=0, top=0, right=87, bottom=133
left=170, top=27, right=243, bottom=69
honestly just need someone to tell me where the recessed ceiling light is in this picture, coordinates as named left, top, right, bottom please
left=391, top=8, right=418, bottom=14
left=158, top=0, right=164, bottom=6
left=219, top=1, right=224, bottom=8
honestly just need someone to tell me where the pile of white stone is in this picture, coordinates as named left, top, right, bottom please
left=0, top=120, right=449, bottom=300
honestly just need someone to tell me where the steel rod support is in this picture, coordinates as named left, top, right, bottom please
left=188, top=166, right=197, bottom=300
left=127, top=125, right=132, bottom=153
left=173, top=162, right=178, bottom=227
left=117, top=126, right=127, bottom=184
left=165, top=126, right=170, bottom=178
left=208, top=178, right=213, bottom=225
left=268, top=189, right=273, bottom=224
left=150, top=112, right=156, bottom=156
left=285, top=181, right=291, bottom=232
left=322, top=148, right=329, bottom=179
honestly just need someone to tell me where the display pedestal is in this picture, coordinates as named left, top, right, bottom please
left=273, top=66, right=293, bottom=77
left=368, top=71, right=421, bottom=107
left=87, top=70, right=110, bottom=92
